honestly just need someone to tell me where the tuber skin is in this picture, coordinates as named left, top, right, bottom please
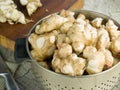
left=35, top=14, right=68, bottom=34
left=0, top=0, right=29, bottom=24
left=52, top=50, right=86, bottom=76
left=20, top=0, right=42, bottom=16
left=28, top=10, right=120, bottom=76
left=83, top=46, right=105, bottom=74
left=28, top=31, right=58, bottom=61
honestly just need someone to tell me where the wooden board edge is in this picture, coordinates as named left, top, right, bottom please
left=69, top=0, right=84, bottom=10
left=0, top=35, right=15, bottom=51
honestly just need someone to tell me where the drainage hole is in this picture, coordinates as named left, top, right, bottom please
left=49, top=83, right=51, bottom=86
left=58, top=84, right=60, bottom=87
left=72, top=87, right=74, bottom=89
left=79, top=87, right=82, bottom=89
left=65, top=86, right=67, bottom=88
left=98, top=86, right=100, bottom=88
left=91, top=88, right=93, bottom=90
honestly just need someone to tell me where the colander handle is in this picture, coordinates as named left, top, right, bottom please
left=14, top=38, right=30, bottom=63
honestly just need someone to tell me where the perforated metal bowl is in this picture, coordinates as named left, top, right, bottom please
left=26, top=10, right=120, bottom=90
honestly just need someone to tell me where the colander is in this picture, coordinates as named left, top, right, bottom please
left=14, top=10, right=120, bottom=90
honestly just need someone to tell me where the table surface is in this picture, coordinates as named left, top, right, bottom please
left=0, top=0, right=83, bottom=41
left=0, top=0, right=83, bottom=51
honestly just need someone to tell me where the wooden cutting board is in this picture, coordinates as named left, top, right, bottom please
left=0, top=0, right=83, bottom=41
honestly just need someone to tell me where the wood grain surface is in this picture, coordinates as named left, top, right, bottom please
left=0, top=35, right=15, bottom=51
left=0, top=0, right=83, bottom=40
left=0, top=0, right=83, bottom=51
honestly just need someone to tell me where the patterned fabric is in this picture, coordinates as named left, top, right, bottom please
left=0, top=46, right=42, bottom=90
left=0, top=77, right=5, bottom=90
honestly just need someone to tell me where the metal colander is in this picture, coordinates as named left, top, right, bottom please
left=20, top=10, right=120, bottom=90
left=31, top=60, right=120, bottom=90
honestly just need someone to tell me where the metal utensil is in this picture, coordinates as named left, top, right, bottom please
left=0, top=55, right=19, bottom=90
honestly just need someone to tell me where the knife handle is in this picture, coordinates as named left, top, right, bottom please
left=2, top=73, right=19, bottom=90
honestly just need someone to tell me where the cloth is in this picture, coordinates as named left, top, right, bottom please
left=83, top=0, right=120, bottom=24
left=0, top=46, right=42, bottom=90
